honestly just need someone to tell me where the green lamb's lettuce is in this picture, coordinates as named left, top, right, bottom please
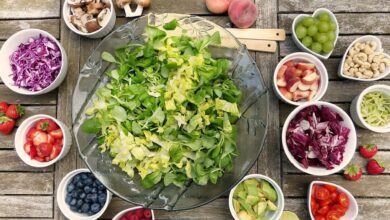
left=83, top=25, right=241, bottom=188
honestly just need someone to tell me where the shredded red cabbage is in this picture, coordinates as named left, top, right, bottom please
left=10, top=34, right=62, bottom=91
left=287, top=105, right=350, bottom=170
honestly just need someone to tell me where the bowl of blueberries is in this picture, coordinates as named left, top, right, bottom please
left=57, top=168, right=112, bottom=220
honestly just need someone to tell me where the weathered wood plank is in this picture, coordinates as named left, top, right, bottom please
left=101, top=197, right=232, bottom=219
left=0, top=19, right=60, bottom=40
left=283, top=175, right=390, bottom=197
left=279, top=0, right=390, bottom=12
left=285, top=198, right=390, bottom=220
left=283, top=151, right=390, bottom=174
left=0, top=0, right=60, bottom=19
left=0, top=172, right=53, bottom=194
left=0, top=150, right=54, bottom=172
left=0, top=85, right=57, bottom=104
left=279, top=13, right=390, bottom=34
left=0, top=196, right=53, bottom=218
left=280, top=35, right=390, bottom=57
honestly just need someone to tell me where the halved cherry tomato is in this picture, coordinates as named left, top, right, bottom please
left=320, top=199, right=332, bottom=207
left=324, top=184, right=337, bottom=193
left=315, top=186, right=330, bottom=200
left=317, top=205, right=330, bottom=215
left=330, top=192, right=338, bottom=202
left=311, top=198, right=319, bottom=215
left=331, top=204, right=347, bottom=216
left=338, top=192, right=349, bottom=208
left=315, top=214, right=326, bottom=220
left=312, top=185, right=319, bottom=198
left=326, top=211, right=341, bottom=220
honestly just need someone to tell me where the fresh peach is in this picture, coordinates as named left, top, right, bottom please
left=277, top=65, right=288, bottom=79
left=302, top=69, right=313, bottom=77
left=301, top=72, right=318, bottom=85
left=293, top=90, right=310, bottom=101
left=277, top=78, right=287, bottom=87
left=228, top=0, right=257, bottom=28
left=310, top=80, right=319, bottom=91
left=298, top=82, right=311, bottom=91
left=296, top=62, right=315, bottom=71
left=308, top=90, right=317, bottom=101
left=279, top=87, right=293, bottom=100
left=285, top=67, right=297, bottom=80
left=286, top=77, right=300, bottom=92
left=206, top=0, right=232, bottom=14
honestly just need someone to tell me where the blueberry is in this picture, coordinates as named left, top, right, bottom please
left=88, top=211, right=93, bottom=216
left=65, top=195, right=72, bottom=204
left=70, top=205, right=78, bottom=212
left=84, top=178, right=93, bottom=185
left=91, top=188, right=97, bottom=194
left=84, top=185, right=92, bottom=194
left=85, top=193, right=93, bottom=203
left=76, top=199, right=83, bottom=208
left=81, top=203, right=90, bottom=213
left=72, top=175, right=81, bottom=183
left=76, top=181, right=84, bottom=189
left=79, top=192, right=86, bottom=199
left=71, top=190, right=79, bottom=198
left=98, top=184, right=106, bottom=191
left=81, top=173, right=88, bottom=180
left=98, top=193, right=106, bottom=205
left=70, top=198, right=77, bottom=206
left=90, top=193, right=98, bottom=203
left=67, top=183, right=75, bottom=193
left=92, top=182, right=97, bottom=188
left=91, top=203, right=101, bottom=213
left=98, top=190, right=103, bottom=194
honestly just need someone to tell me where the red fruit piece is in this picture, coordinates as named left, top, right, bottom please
left=301, top=72, right=318, bottom=85
left=27, top=127, right=38, bottom=142
left=293, top=90, right=310, bottom=101
left=135, top=208, right=144, bottom=217
left=310, top=80, right=320, bottom=91
left=302, top=69, right=313, bottom=77
left=129, top=216, right=139, bottom=220
left=298, top=82, right=311, bottom=91
left=0, top=102, right=8, bottom=114
left=367, top=159, right=386, bottom=174
left=37, top=143, right=53, bottom=157
left=29, top=145, right=37, bottom=158
left=279, top=87, right=293, bottom=100
left=49, top=144, right=62, bottom=160
left=297, top=62, right=315, bottom=71
left=143, top=209, right=152, bottom=218
left=277, top=78, right=287, bottom=87
left=315, top=186, right=330, bottom=200
left=125, top=211, right=136, bottom=219
left=0, top=116, right=15, bottom=135
left=49, top=129, right=63, bottom=139
left=277, top=65, right=288, bottom=79
left=34, top=156, right=45, bottom=162
left=32, top=131, right=48, bottom=147
left=359, top=144, right=378, bottom=159
left=308, top=90, right=317, bottom=101
left=338, top=192, right=349, bottom=208
left=343, top=164, right=362, bottom=181
left=284, top=60, right=295, bottom=67
left=5, top=104, right=25, bottom=120
left=35, top=118, right=58, bottom=132
left=285, top=67, right=297, bottom=80
left=119, top=216, right=128, bottom=220
left=286, top=77, right=300, bottom=92
left=24, top=142, right=32, bottom=154
left=47, top=134, right=55, bottom=144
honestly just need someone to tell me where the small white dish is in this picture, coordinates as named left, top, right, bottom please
left=308, top=181, right=359, bottom=220
left=273, top=52, right=329, bottom=106
left=292, top=8, right=339, bottom=60
left=338, top=35, right=390, bottom=81
left=350, top=84, right=390, bottom=133
left=0, top=29, right=68, bottom=95
left=57, top=169, right=112, bottom=220
left=282, top=101, right=357, bottom=176
left=112, top=206, right=155, bottom=220
left=229, top=174, right=285, bottom=220
left=15, top=114, right=72, bottom=168
left=63, top=0, right=116, bottom=38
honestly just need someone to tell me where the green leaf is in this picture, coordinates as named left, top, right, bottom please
left=169, top=145, right=183, bottom=163
left=142, top=172, right=162, bottom=188
left=163, top=19, right=178, bottom=30
left=101, top=51, right=117, bottom=63
left=145, top=26, right=167, bottom=42
left=81, top=118, right=101, bottom=134
left=163, top=172, right=176, bottom=186
left=112, top=106, right=127, bottom=122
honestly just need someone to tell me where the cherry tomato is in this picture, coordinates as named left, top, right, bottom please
left=317, top=205, right=330, bottom=215
left=330, top=192, right=338, bottom=202
left=320, top=199, right=332, bottom=207
left=338, top=192, right=349, bottom=208
left=311, top=198, right=319, bottom=215
left=326, top=211, right=341, bottom=220
left=315, top=214, right=326, bottom=220
left=324, top=184, right=337, bottom=193
left=315, top=187, right=330, bottom=200
left=331, top=204, right=347, bottom=216
left=312, top=185, right=319, bottom=198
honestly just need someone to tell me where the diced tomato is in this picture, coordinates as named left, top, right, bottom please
left=330, top=192, right=338, bottom=202
left=326, top=211, right=341, bottom=220
left=32, top=131, right=48, bottom=147
left=315, top=186, right=330, bottom=200
left=324, top=184, right=337, bottom=193
left=312, top=185, right=319, bottom=198
left=311, top=198, right=319, bottom=215
left=49, top=144, right=62, bottom=160
left=320, top=199, right=332, bottom=207
left=331, top=204, right=347, bottom=216
left=317, top=205, right=330, bottom=215
left=37, top=143, right=53, bottom=157
left=49, top=129, right=63, bottom=139
left=338, top=192, right=349, bottom=208
left=315, top=214, right=326, bottom=220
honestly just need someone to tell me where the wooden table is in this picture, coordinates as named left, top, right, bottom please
left=0, top=0, right=389, bottom=219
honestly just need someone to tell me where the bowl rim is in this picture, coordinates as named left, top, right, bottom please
left=354, top=84, right=390, bottom=132
left=112, top=206, right=155, bottom=220
left=339, top=35, right=390, bottom=81
left=281, top=101, right=357, bottom=176
left=228, top=174, right=285, bottom=220
left=56, top=168, right=112, bottom=220
left=291, top=8, right=339, bottom=60
left=14, top=114, right=70, bottom=168
left=273, top=52, right=329, bottom=106
left=0, top=28, right=67, bottom=95
left=62, top=0, right=115, bottom=36
left=308, top=180, right=359, bottom=220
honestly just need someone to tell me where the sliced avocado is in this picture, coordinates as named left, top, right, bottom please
left=245, top=195, right=260, bottom=206
left=244, top=179, right=259, bottom=187
left=246, top=184, right=260, bottom=196
left=233, top=199, right=240, bottom=213
left=239, top=198, right=256, bottom=216
left=267, top=200, right=277, bottom=211
left=258, top=192, right=265, bottom=198
left=237, top=190, right=247, bottom=200
left=234, top=183, right=245, bottom=198
left=238, top=211, right=255, bottom=220
left=261, top=181, right=277, bottom=202
left=256, top=201, right=267, bottom=217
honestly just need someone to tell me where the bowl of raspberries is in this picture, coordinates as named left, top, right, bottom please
left=113, top=207, right=155, bottom=220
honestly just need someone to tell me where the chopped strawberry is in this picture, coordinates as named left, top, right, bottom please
left=55, top=138, right=63, bottom=147
left=5, top=104, right=25, bottom=120
left=29, top=145, right=37, bottom=158
left=49, top=129, right=63, bottom=139
left=27, top=127, right=38, bottom=142
left=343, top=164, right=362, bottom=181
left=359, top=144, right=378, bottom=159
left=34, top=156, right=45, bottom=162
left=23, top=142, right=33, bottom=154
left=37, top=143, right=53, bottom=157
left=367, top=159, right=386, bottom=174
left=49, top=144, right=62, bottom=160
left=32, top=131, right=48, bottom=147
left=35, top=119, right=58, bottom=132
left=47, top=134, right=55, bottom=144
left=0, top=102, right=8, bottom=114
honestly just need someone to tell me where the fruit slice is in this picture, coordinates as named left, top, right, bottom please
left=24, top=142, right=32, bottom=154
left=37, top=143, right=53, bottom=157
left=308, top=90, right=317, bottom=101
left=310, top=80, right=320, bottom=91
left=49, top=144, right=62, bottom=160
left=279, top=88, right=293, bottom=100
left=286, top=77, right=301, bottom=92
left=47, top=134, right=55, bottom=144
left=296, top=62, right=315, bottom=71
left=284, top=61, right=295, bottom=67
left=293, top=90, right=310, bottom=101
left=49, top=129, right=63, bottom=139
left=34, top=156, right=45, bottom=162
left=277, top=78, right=287, bottom=87
left=298, top=82, right=311, bottom=91
left=302, top=69, right=313, bottom=77
left=302, top=72, right=318, bottom=85
left=32, top=131, right=48, bottom=147
left=285, top=67, right=297, bottom=80
left=277, top=65, right=288, bottom=79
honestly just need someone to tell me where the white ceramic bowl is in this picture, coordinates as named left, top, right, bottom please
left=112, top=206, right=155, bottom=220
left=15, top=114, right=72, bottom=168
left=273, top=52, right=329, bottom=106
left=57, top=169, right=112, bottom=220
left=350, top=84, right=390, bottom=133
left=308, top=181, right=358, bottom=220
left=63, top=0, right=116, bottom=38
left=282, top=101, right=357, bottom=176
left=292, top=8, right=339, bottom=60
left=0, top=29, right=68, bottom=95
left=338, top=35, right=390, bottom=81
left=229, top=174, right=285, bottom=220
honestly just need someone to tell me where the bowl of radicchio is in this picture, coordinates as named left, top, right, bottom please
left=0, top=29, right=68, bottom=95
left=282, top=101, right=357, bottom=176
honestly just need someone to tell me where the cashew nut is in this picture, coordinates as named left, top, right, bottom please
left=369, top=41, right=377, bottom=50
left=371, top=62, right=379, bottom=70
left=379, top=63, right=386, bottom=72
left=363, top=70, right=374, bottom=77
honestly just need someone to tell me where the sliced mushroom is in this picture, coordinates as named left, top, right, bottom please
left=71, top=7, right=85, bottom=16
left=87, top=2, right=104, bottom=15
left=85, top=19, right=101, bottom=32
left=81, top=0, right=94, bottom=4
left=102, top=0, right=111, bottom=8
left=80, top=13, right=94, bottom=26
left=68, top=0, right=82, bottom=7
left=70, top=15, right=88, bottom=33
left=97, top=8, right=111, bottom=27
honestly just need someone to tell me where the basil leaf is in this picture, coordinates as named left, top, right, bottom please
left=101, top=51, right=117, bottom=63
left=163, top=19, right=178, bottom=30
left=81, top=118, right=101, bottom=134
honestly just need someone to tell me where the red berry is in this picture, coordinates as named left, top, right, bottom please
left=0, top=116, right=15, bottom=135
left=5, top=104, right=24, bottom=120
left=119, top=216, right=128, bottom=220
left=29, top=145, right=37, bottom=158
left=343, top=164, right=362, bottom=181
left=0, top=102, right=8, bottom=114
left=32, top=131, right=48, bottom=147
left=135, top=208, right=144, bottom=217
left=367, top=159, right=386, bottom=174
left=37, top=143, right=53, bottom=157
left=49, top=129, right=63, bottom=139
left=143, top=209, right=152, bottom=218
left=359, top=144, right=378, bottom=159
left=35, top=118, right=58, bottom=132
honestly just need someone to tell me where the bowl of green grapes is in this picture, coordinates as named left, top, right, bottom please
left=292, top=8, right=339, bottom=60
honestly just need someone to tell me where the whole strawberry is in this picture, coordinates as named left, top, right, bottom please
left=344, top=164, right=362, bottom=181
left=0, top=102, right=8, bottom=114
left=367, top=159, right=386, bottom=174
left=0, top=116, right=16, bottom=135
left=6, top=104, right=25, bottom=120
left=359, top=144, right=378, bottom=158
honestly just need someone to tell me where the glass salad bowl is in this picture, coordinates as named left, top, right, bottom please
left=72, top=13, right=269, bottom=210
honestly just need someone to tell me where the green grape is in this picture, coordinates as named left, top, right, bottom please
left=311, top=42, right=323, bottom=53
left=318, top=13, right=330, bottom=22
left=295, top=25, right=307, bottom=39
left=313, top=19, right=320, bottom=25
left=322, top=41, right=334, bottom=53
left=329, top=22, right=336, bottom=31
left=314, top=33, right=328, bottom=43
left=318, top=21, right=329, bottom=33
left=302, top=36, right=313, bottom=47
left=307, top=25, right=318, bottom=36
left=302, top=17, right=315, bottom=27
left=327, top=31, right=336, bottom=42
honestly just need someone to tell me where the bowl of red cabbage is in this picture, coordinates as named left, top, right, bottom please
left=282, top=101, right=357, bottom=176
left=0, top=29, right=68, bottom=95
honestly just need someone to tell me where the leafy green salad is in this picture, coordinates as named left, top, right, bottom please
left=81, top=23, right=242, bottom=188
